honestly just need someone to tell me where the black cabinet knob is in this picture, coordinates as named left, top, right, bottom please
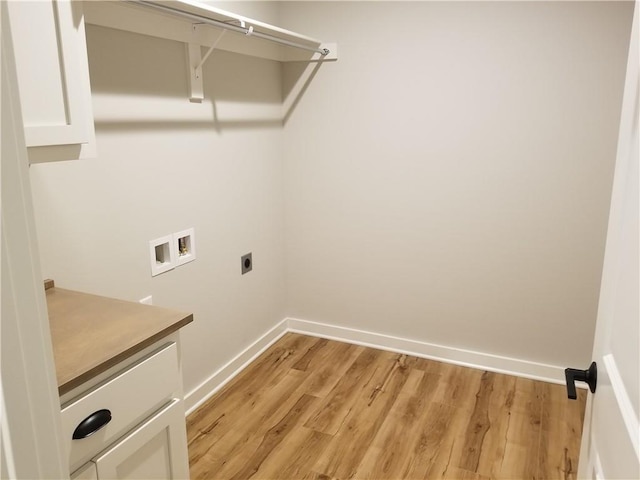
left=564, top=362, right=597, bottom=400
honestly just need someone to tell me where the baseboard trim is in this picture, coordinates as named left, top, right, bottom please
left=184, top=319, right=288, bottom=415
left=184, top=316, right=569, bottom=415
left=287, top=317, right=566, bottom=386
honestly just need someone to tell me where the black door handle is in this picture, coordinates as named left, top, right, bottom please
left=564, top=362, right=597, bottom=400
left=72, top=409, right=112, bottom=439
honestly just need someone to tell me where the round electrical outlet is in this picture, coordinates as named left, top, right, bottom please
left=241, top=253, right=253, bottom=274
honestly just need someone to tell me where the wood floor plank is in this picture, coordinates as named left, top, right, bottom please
left=188, top=368, right=310, bottom=478
left=187, top=333, right=319, bottom=451
left=400, top=401, right=459, bottom=479
left=292, top=338, right=330, bottom=371
left=457, top=371, right=496, bottom=472
left=444, top=467, right=492, bottom=479
left=537, top=383, right=586, bottom=480
left=304, top=347, right=391, bottom=435
left=187, top=334, right=587, bottom=480
left=192, top=341, right=360, bottom=477
left=490, top=377, right=544, bottom=480
left=421, top=404, right=476, bottom=479
left=301, top=471, right=334, bottom=480
left=249, top=427, right=333, bottom=479
left=403, top=366, right=489, bottom=479
left=352, top=368, right=426, bottom=479
left=432, top=361, right=485, bottom=410
left=353, top=368, right=452, bottom=479
left=228, top=394, right=318, bottom=480
left=472, top=372, right=517, bottom=478
left=311, top=351, right=414, bottom=479
left=295, top=339, right=364, bottom=398
left=193, top=341, right=361, bottom=478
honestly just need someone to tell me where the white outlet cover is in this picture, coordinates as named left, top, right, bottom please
left=149, top=235, right=176, bottom=276
left=175, top=228, right=196, bottom=266
left=139, top=295, right=153, bottom=305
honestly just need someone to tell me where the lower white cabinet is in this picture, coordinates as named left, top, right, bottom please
left=71, top=463, right=98, bottom=480
left=65, top=342, right=190, bottom=480
left=92, top=400, right=189, bottom=480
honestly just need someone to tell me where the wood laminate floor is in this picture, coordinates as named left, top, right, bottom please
left=187, top=333, right=586, bottom=480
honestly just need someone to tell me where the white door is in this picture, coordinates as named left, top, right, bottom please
left=1, top=2, right=68, bottom=479
left=577, top=2, right=640, bottom=479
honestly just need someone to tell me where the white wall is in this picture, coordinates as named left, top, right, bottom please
left=29, top=21, right=287, bottom=397
left=281, top=2, right=633, bottom=369
left=28, top=2, right=634, bottom=401
left=208, top=1, right=281, bottom=25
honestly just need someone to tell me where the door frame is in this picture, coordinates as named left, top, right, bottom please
left=1, top=2, right=68, bottom=478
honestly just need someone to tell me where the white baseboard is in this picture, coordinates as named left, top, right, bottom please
left=286, top=317, right=567, bottom=386
left=184, top=319, right=288, bottom=415
left=184, top=316, right=569, bottom=415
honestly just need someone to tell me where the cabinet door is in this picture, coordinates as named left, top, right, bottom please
left=8, top=0, right=95, bottom=161
left=93, top=400, right=190, bottom=480
left=71, top=463, right=98, bottom=480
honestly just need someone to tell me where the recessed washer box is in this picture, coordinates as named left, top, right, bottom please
left=149, top=235, right=176, bottom=277
left=174, top=228, right=196, bottom=266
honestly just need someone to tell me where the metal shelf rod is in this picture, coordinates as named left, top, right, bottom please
left=132, top=0, right=330, bottom=56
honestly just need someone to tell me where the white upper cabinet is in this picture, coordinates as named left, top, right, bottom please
left=8, top=0, right=96, bottom=163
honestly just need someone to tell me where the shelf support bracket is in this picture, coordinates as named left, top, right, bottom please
left=187, top=27, right=226, bottom=102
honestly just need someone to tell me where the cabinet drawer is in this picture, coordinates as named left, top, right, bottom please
left=61, top=342, right=180, bottom=472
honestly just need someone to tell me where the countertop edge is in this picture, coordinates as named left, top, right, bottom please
left=57, top=313, right=193, bottom=396
left=46, top=283, right=194, bottom=396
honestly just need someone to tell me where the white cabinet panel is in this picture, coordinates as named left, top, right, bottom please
left=71, top=463, right=98, bottom=480
left=60, top=340, right=190, bottom=480
left=61, top=343, right=180, bottom=473
left=93, top=400, right=190, bottom=480
left=8, top=0, right=96, bottom=161
left=10, top=0, right=67, bottom=128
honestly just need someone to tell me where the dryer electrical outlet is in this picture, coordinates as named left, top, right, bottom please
left=241, top=253, right=252, bottom=274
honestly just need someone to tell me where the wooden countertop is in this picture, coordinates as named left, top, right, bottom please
left=46, top=285, right=193, bottom=395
